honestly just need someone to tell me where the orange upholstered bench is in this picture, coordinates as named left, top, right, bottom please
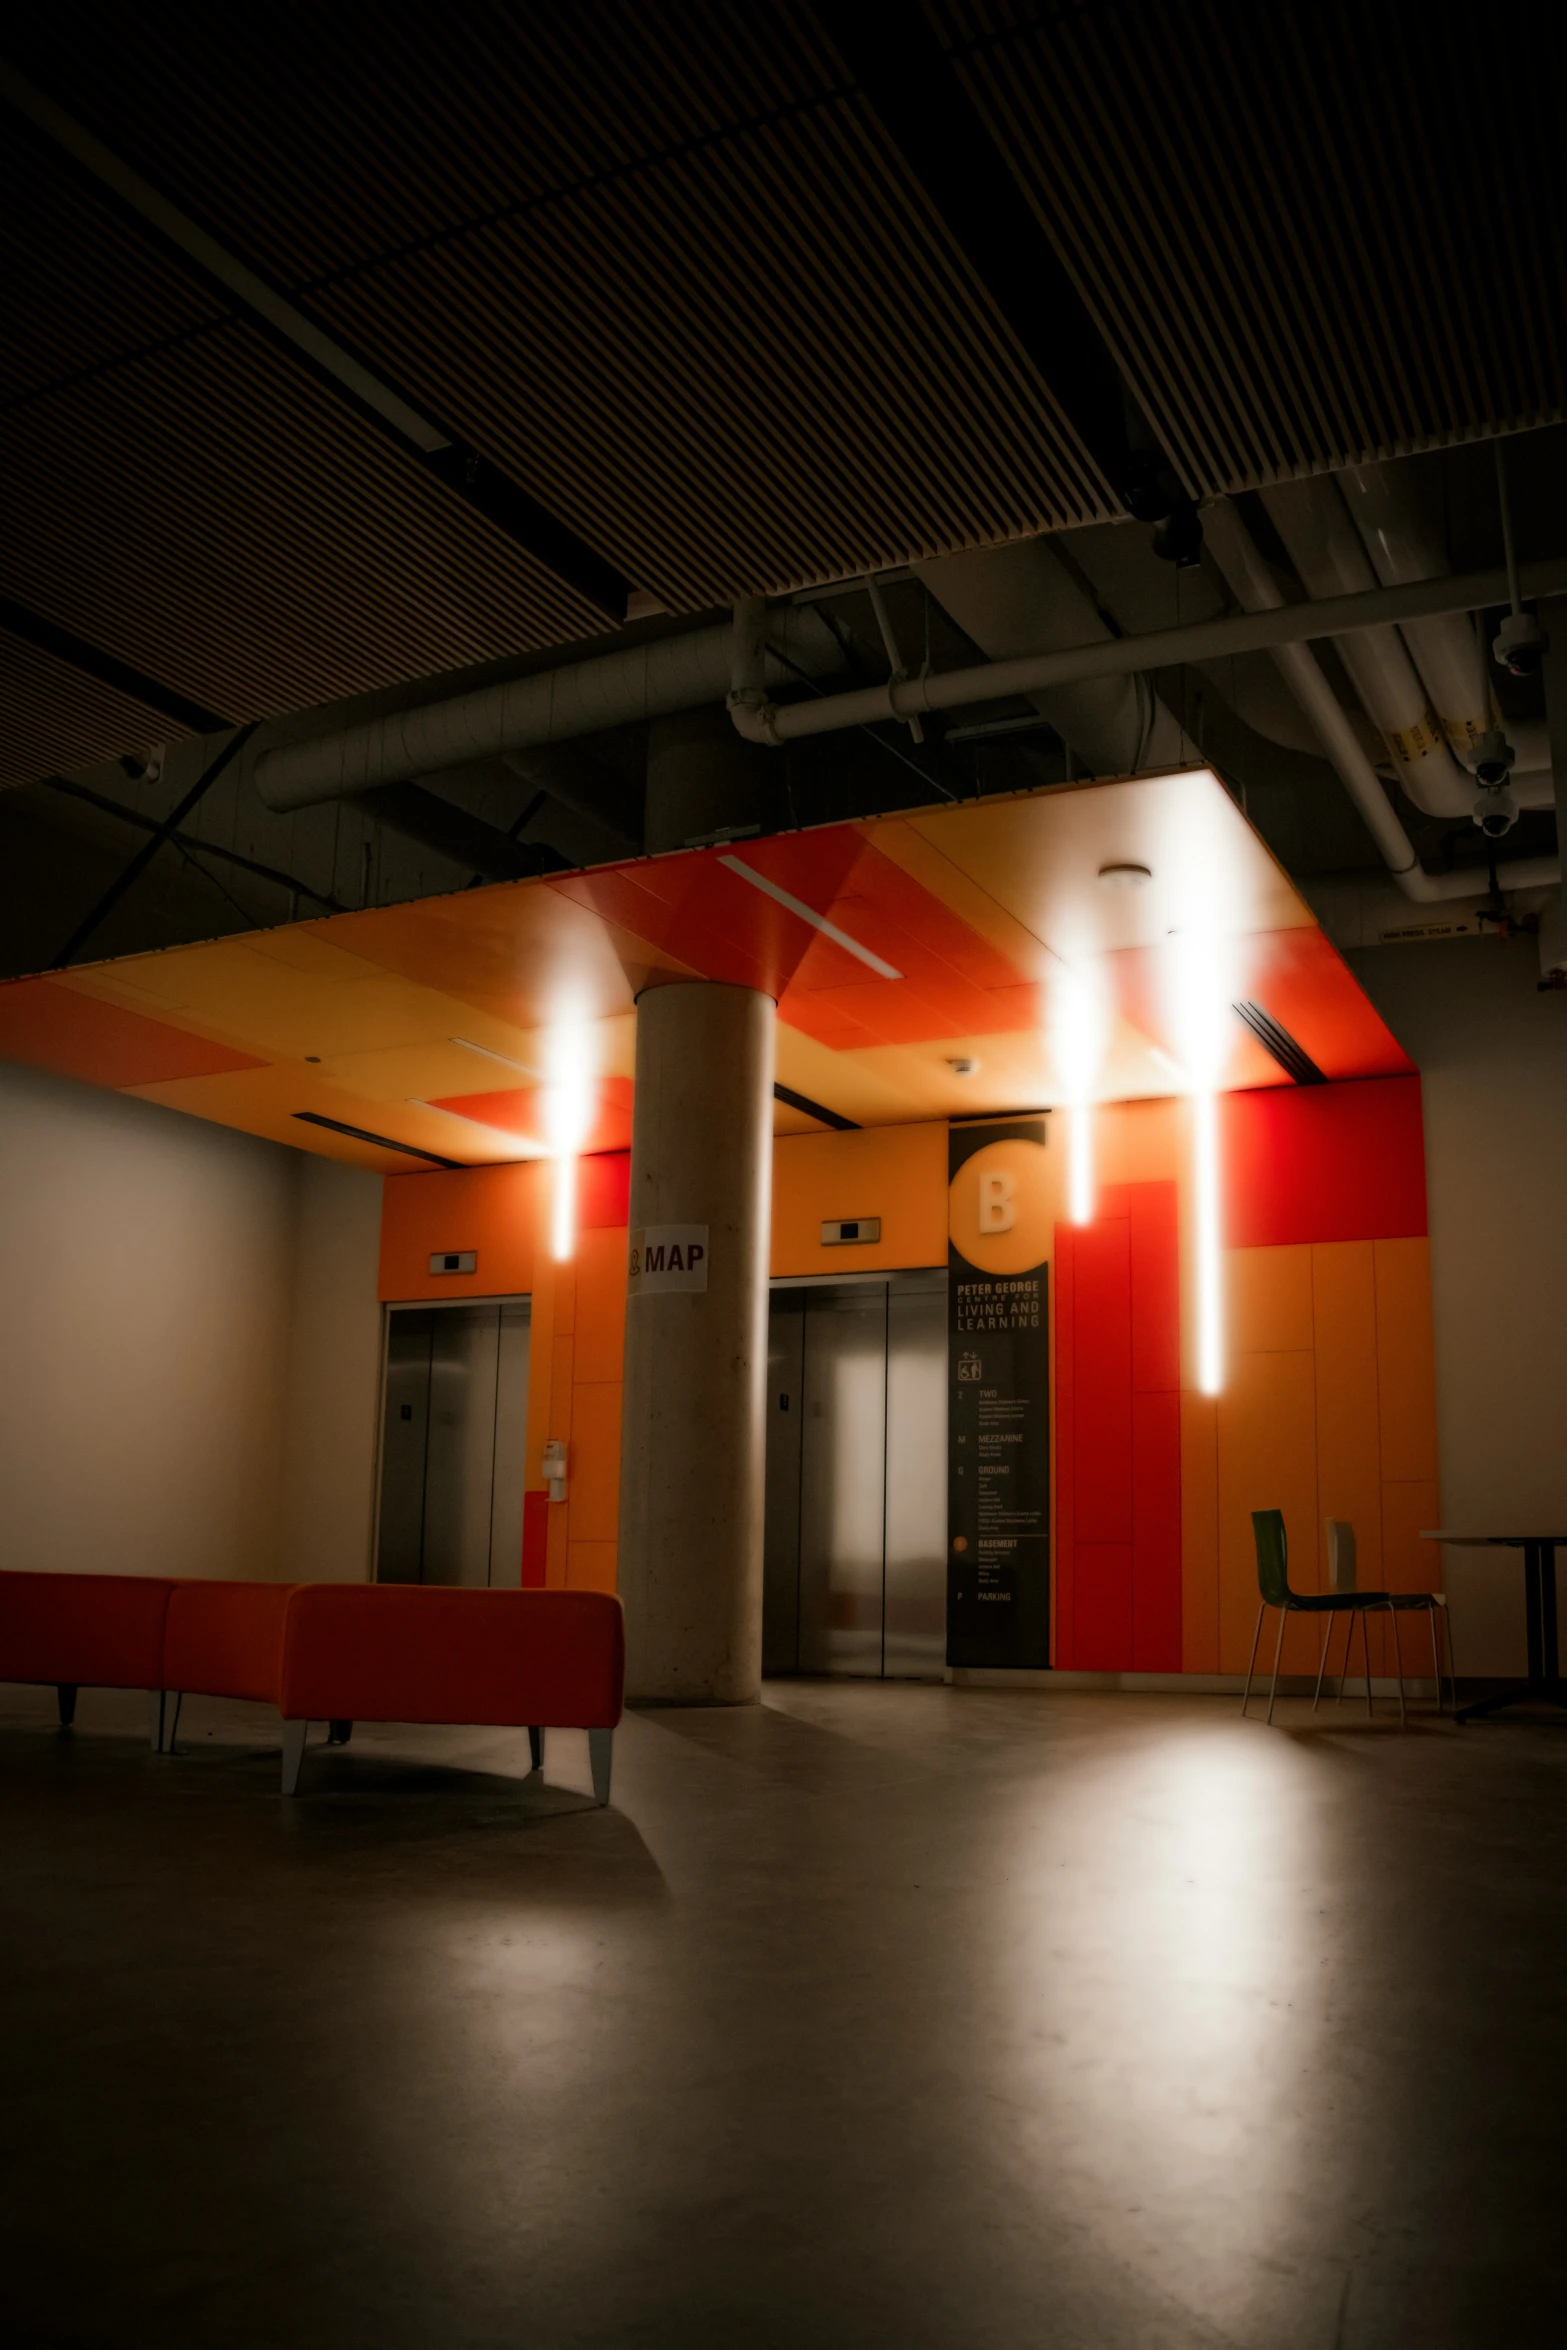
left=277, top=1585, right=625, bottom=1801
left=161, top=1580, right=300, bottom=1753
left=0, top=1570, right=176, bottom=1746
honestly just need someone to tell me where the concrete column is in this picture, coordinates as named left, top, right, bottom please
left=618, top=981, right=775, bottom=1702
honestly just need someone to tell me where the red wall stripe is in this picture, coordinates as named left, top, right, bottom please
left=1222, top=1075, right=1427, bottom=1247
left=1055, top=1180, right=1183, bottom=1673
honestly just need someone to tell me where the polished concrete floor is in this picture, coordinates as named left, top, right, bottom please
left=2, top=1680, right=1564, bottom=2349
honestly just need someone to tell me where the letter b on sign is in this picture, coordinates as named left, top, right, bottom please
left=978, top=1170, right=1016, bottom=1234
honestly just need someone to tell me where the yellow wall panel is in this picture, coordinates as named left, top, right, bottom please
left=1310, top=1242, right=1383, bottom=1591
left=1375, top=1239, right=1440, bottom=1484
left=572, top=1226, right=628, bottom=1384
left=568, top=1384, right=623, bottom=1544
left=1180, top=1391, right=1220, bottom=1672
left=1217, top=1346, right=1319, bottom=1673
left=1227, top=1245, right=1314, bottom=1355
left=567, top=1542, right=619, bottom=1594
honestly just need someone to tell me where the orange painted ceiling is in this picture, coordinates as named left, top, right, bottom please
left=0, top=772, right=1412, bottom=1174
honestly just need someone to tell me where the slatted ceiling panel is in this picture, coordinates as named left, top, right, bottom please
left=316, top=102, right=1108, bottom=612
left=3, top=2, right=844, bottom=284
left=0, top=631, right=188, bottom=791
left=0, top=322, right=601, bottom=723
left=936, top=0, right=1567, bottom=488
left=0, top=133, right=225, bottom=407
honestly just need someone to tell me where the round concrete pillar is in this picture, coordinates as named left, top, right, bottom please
left=618, top=981, right=775, bottom=1702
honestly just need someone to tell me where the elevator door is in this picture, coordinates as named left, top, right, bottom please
left=763, top=1273, right=947, bottom=1679
left=376, top=1303, right=530, bottom=1586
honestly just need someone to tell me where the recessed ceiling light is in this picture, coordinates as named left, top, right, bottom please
left=1098, top=862, right=1153, bottom=890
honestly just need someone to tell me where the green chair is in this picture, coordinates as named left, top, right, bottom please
left=1243, top=1509, right=1401, bottom=1725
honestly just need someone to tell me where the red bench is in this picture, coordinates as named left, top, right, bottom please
left=0, top=1572, right=625, bottom=1804
left=278, top=1584, right=624, bottom=1800
left=0, top=1570, right=176, bottom=1748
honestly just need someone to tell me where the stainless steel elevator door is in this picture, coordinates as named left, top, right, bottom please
left=763, top=1274, right=947, bottom=1680
left=799, top=1286, right=888, bottom=1676
left=883, top=1283, right=949, bottom=1678
left=376, top=1303, right=530, bottom=1587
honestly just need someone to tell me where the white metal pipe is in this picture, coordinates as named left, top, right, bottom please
left=1262, top=477, right=1476, bottom=818
left=256, top=610, right=843, bottom=811
left=1202, top=501, right=1557, bottom=902
left=914, top=539, right=1198, bottom=775
left=725, top=555, right=1567, bottom=750
left=1339, top=459, right=1493, bottom=763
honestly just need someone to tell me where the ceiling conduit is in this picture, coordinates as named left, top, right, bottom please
left=1259, top=475, right=1476, bottom=819
left=1200, top=500, right=1557, bottom=902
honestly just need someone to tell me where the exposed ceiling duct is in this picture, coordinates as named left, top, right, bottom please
left=251, top=611, right=845, bottom=813
left=1201, top=500, right=1557, bottom=902
left=913, top=540, right=1199, bottom=777
left=1259, top=476, right=1478, bottom=819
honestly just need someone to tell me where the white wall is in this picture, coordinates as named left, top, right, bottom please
left=0, top=1065, right=382, bottom=1582
left=1351, top=934, right=1567, bottom=1672
left=278, top=1154, right=384, bottom=1583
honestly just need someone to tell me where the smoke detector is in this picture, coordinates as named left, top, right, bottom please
left=1098, top=862, right=1152, bottom=890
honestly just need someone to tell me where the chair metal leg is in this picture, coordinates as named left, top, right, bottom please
left=1313, top=1615, right=1338, bottom=1711
left=57, top=1683, right=77, bottom=1730
left=1265, top=1602, right=1290, bottom=1724
left=528, top=1726, right=543, bottom=1773
left=1426, top=1603, right=1443, bottom=1712
left=587, top=1727, right=613, bottom=1808
left=1241, top=1603, right=1267, bottom=1716
left=326, top=1720, right=352, bottom=1746
left=1437, top=1595, right=1457, bottom=1711
left=1360, top=1607, right=1374, bottom=1718
left=281, top=1719, right=308, bottom=1797
left=1386, top=1604, right=1405, bottom=1727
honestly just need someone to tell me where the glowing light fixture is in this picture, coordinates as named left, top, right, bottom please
left=543, top=1003, right=594, bottom=1261
left=1193, top=1088, right=1223, bottom=1396
left=1052, top=964, right=1106, bottom=1226
left=1168, top=911, right=1232, bottom=1397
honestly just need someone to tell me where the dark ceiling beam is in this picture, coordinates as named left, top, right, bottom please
left=0, top=60, right=632, bottom=622
left=51, top=722, right=257, bottom=966
left=0, top=596, right=230, bottom=733
left=42, top=775, right=349, bottom=912
left=822, top=6, right=1135, bottom=500
left=349, top=782, right=570, bottom=881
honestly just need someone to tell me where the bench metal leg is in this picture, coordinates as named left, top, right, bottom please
left=587, top=1727, right=613, bottom=1808
left=152, top=1691, right=183, bottom=1754
left=528, top=1726, right=543, bottom=1774
left=57, top=1683, right=77, bottom=1729
left=281, top=1719, right=309, bottom=1797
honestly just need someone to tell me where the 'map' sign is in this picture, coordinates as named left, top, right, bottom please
left=628, top=1224, right=709, bottom=1295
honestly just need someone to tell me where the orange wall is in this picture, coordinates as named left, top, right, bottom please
left=771, top=1122, right=948, bottom=1275
left=376, top=1098, right=1440, bottom=1678
left=379, top=1161, right=540, bottom=1301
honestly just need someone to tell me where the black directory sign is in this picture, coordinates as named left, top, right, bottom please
left=947, top=1117, right=1051, bottom=1669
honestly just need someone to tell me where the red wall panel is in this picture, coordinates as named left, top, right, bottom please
left=1055, top=1181, right=1183, bottom=1673
left=1223, top=1076, right=1427, bottom=1248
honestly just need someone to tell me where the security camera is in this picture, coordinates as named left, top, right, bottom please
left=1493, top=611, right=1544, bottom=679
left=1473, top=727, right=1515, bottom=790
left=1472, top=782, right=1519, bottom=838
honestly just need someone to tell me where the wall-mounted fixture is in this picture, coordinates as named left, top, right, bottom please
left=822, top=1218, right=881, bottom=1246
left=542, top=1439, right=568, bottom=1502
left=429, top=1250, right=476, bottom=1275
left=1098, top=862, right=1152, bottom=889
left=947, top=1056, right=980, bottom=1075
